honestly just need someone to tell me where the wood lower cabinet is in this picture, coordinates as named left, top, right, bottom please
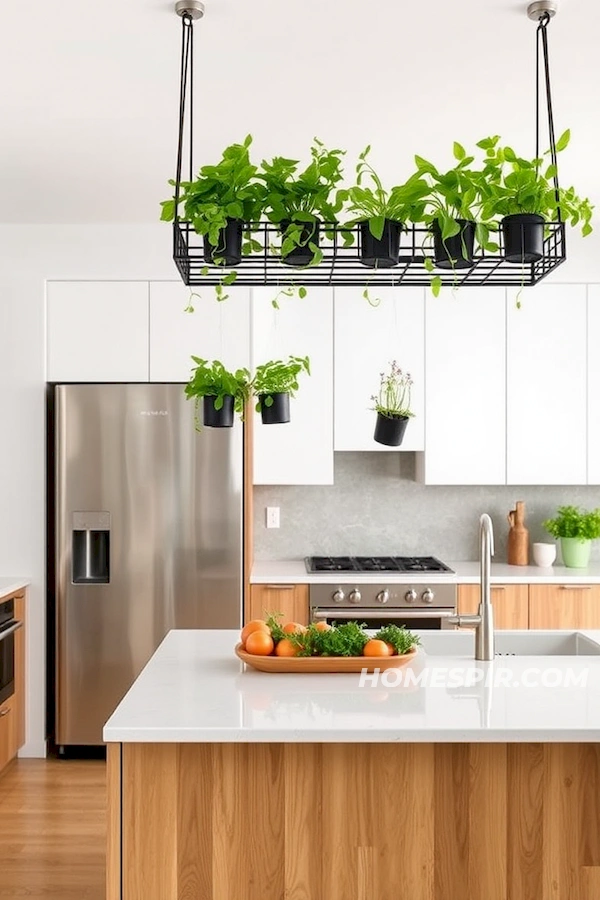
left=0, top=591, right=26, bottom=776
left=458, top=584, right=529, bottom=629
left=247, top=584, right=309, bottom=626
left=529, top=584, right=600, bottom=629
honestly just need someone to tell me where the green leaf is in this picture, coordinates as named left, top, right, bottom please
left=369, top=215, right=385, bottom=241
left=423, top=256, right=435, bottom=273
left=298, top=286, right=307, bottom=298
left=431, top=276, right=442, bottom=298
left=453, top=141, right=466, bottom=161
left=222, top=271, right=237, bottom=286
left=555, top=129, right=571, bottom=152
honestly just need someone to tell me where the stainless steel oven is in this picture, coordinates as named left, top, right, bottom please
left=0, top=597, right=22, bottom=705
left=310, top=582, right=458, bottom=631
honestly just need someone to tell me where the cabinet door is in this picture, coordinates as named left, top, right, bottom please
left=507, top=285, right=587, bottom=485
left=247, top=584, right=309, bottom=626
left=0, top=694, right=18, bottom=775
left=14, top=594, right=25, bottom=749
left=149, top=283, right=250, bottom=382
left=46, top=281, right=149, bottom=381
left=334, top=288, right=424, bottom=451
left=252, top=288, right=333, bottom=485
left=588, top=286, right=600, bottom=484
left=457, top=584, right=529, bottom=629
left=421, top=288, right=506, bottom=484
left=529, top=584, right=600, bottom=629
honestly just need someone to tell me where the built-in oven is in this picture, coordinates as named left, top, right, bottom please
left=0, top=597, right=22, bottom=705
left=310, top=583, right=458, bottom=631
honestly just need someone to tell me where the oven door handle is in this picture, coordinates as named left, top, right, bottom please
left=312, top=608, right=456, bottom=621
left=0, top=620, right=22, bottom=642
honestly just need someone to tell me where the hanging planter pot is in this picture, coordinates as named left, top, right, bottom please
left=501, top=214, right=544, bottom=263
left=259, top=392, right=291, bottom=425
left=203, top=218, right=243, bottom=266
left=203, top=395, right=235, bottom=427
left=432, top=219, right=476, bottom=269
left=279, top=219, right=321, bottom=267
left=373, top=413, right=409, bottom=447
left=359, top=220, right=403, bottom=268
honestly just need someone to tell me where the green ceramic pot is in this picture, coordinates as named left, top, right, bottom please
left=560, top=537, right=592, bottom=568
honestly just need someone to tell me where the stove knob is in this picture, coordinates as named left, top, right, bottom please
left=376, top=590, right=389, bottom=605
left=405, top=589, right=417, bottom=603
left=332, top=590, right=345, bottom=604
left=348, top=589, right=362, bottom=605
left=422, top=589, right=435, bottom=604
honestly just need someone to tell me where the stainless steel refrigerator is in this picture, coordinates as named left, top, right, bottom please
left=53, top=383, right=243, bottom=748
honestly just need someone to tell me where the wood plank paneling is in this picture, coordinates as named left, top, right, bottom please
left=106, top=743, right=121, bottom=900
left=116, top=742, right=600, bottom=900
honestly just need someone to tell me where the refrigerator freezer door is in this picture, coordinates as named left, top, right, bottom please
left=55, top=384, right=243, bottom=746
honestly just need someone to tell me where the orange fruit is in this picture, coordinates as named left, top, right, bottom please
left=385, top=642, right=396, bottom=656
left=282, top=622, right=306, bottom=634
left=314, top=622, right=331, bottom=632
left=245, top=631, right=275, bottom=656
left=363, top=639, right=392, bottom=657
left=275, top=638, right=299, bottom=657
left=241, top=619, right=270, bottom=646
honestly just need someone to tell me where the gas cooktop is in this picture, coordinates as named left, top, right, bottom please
left=305, top=556, right=454, bottom=574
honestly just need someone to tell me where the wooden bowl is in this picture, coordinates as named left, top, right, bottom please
left=235, top=643, right=418, bottom=674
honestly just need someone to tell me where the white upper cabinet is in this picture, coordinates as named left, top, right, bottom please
left=149, top=282, right=250, bottom=382
left=421, top=288, right=506, bottom=485
left=588, top=285, right=600, bottom=484
left=507, top=284, right=587, bottom=485
left=46, top=281, right=149, bottom=382
left=334, top=288, right=425, bottom=452
left=252, top=287, right=334, bottom=485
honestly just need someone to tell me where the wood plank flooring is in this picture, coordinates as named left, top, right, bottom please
left=0, top=759, right=105, bottom=899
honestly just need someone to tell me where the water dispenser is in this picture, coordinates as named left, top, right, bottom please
left=71, top=511, right=110, bottom=584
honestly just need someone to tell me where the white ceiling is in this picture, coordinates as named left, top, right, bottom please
left=0, top=0, right=597, bottom=223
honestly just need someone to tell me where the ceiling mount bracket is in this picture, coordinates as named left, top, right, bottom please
left=527, top=1, right=558, bottom=21
left=175, top=0, right=204, bottom=20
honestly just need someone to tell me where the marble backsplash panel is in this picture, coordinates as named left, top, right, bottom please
left=253, top=452, right=600, bottom=563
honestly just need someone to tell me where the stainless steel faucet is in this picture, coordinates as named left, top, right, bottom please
left=448, top=514, right=495, bottom=661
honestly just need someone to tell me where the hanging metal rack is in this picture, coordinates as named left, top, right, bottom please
left=170, top=1, right=566, bottom=288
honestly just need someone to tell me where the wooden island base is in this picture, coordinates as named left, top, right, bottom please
left=107, top=742, right=600, bottom=900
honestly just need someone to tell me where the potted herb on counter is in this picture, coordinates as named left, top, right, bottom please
left=542, top=505, right=600, bottom=568
left=185, top=357, right=250, bottom=428
left=371, top=361, right=414, bottom=447
left=252, top=355, right=311, bottom=424
left=344, top=146, right=429, bottom=268
left=259, top=139, right=345, bottom=267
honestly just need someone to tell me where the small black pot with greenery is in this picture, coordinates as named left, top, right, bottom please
left=185, top=357, right=250, bottom=429
left=371, top=361, right=414, bottom=447
left=252, top=355, right=311, bottom=425
left=343, top=146, right=429, bottom=268
left=259, top=139, right=346, bottom=267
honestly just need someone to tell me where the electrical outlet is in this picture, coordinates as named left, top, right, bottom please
left=266, top=506, right=280, bottom=529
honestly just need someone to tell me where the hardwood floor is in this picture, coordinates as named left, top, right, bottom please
left=0, top=759, right=105, bottom=899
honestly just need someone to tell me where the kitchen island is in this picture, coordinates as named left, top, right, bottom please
left=104, top=629, right=600, bottom=900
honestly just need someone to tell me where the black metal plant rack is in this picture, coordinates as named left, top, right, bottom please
left=170, top=1, right=566, bottom=289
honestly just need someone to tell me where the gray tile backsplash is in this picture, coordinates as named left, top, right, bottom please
left=253, top=452, right=600, bottom=563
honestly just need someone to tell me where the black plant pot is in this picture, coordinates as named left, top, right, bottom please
left=502, top=214, right=544, bottom=263
left=203, top=395, right=234, bottom=428
left=203, top=218, right=243, bottom=266
left=432, top=219, right=476, bottom=270
left=359, top=219, right=403, bottom=268
left=373, top=412, right=409, bottom=447
left=259, top=392, right=290, bottom=425
left=280, top=219, right=321, bottom=267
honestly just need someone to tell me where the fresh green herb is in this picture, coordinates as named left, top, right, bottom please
left=371, top=361, right=414, bottom=418
left=287, top=622, right=370, bottom=657
left=374, top=624, right=421, bottom=655
left=184, top=357, right=250, bottom=427
left=265, top=612, right=286, bottom=643
left=543, top=506, right=600, bottom=541
left=252, top=356, right=310, bottom=411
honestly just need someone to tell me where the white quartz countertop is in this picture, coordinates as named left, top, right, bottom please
left=0, top=578, right=30, bottom=599
left=103, top=629, right=600, bottom=744
left=251, top=559, right=600, bottom=585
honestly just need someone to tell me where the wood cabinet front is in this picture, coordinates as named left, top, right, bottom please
left=0, top=591, right=26, bottom=776
left=0, top=694, right=18, bottom=774
left=458, top=584, right=529, bottom=629
left=247, top=584, right=309, bottom=626
left=529, top=584, right=600, bottom=629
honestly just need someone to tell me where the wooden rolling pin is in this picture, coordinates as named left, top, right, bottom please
left=507, top=500, right=529, bottom=566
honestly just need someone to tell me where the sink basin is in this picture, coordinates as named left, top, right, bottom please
left=416, top=630, right=600, bottom=657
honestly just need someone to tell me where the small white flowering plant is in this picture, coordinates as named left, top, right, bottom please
left=371, top=361, right=415, bottom=419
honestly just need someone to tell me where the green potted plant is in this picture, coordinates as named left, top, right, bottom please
left=252, top=355, right=310, bottom=424
left=542, top=505, right=600, bottom=568
left=371, top=361, right=414, bottom=447
left=259, top=139, right=345, bottom=267
left=474, top=132, right=593, bottom=263
left=185, top=357, right=250, bottom=429
left=160, top=135, right=265, bottom=267
left=343, top=146, right=429, bottom=268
